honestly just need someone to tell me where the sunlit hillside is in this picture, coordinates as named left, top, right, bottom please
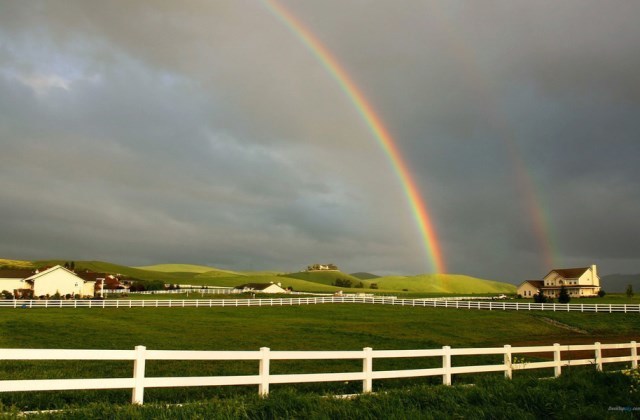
left=0, top=258, right=35, bottom=269
left=372, top=274, right=516, bottom=294
left=7, top=258, right=515, bottom=294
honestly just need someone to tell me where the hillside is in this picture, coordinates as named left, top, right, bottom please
left=601, top=274, right=640, bottom=293
left=350, top=272, right=380, bottom=280
left=7, top=258, right=513, bottom=294
left=279, top=271, right=363, bottom=286
left=33, top=260, right=195, bottom=283
left=0, top=258, right=35, bottom=269
left=137, top=264, right=246, bottom=278
left=372, top=274, right=516, bottom=294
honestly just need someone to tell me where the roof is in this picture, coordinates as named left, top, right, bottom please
left=75, top=272, right=110, bottom=281
left=519, top=280, right=544, bottom=288
left=548, top=267, right=590, bottom=279
left=235, top=283, right=283, bottom=291
left=0, top=269, right=35, bottom=279
left=24, top=265, right=93, bottom=283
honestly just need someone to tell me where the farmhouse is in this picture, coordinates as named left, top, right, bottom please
left=0, top=265, right=95, bottom=298
left=306, top=263, right=338, bottom=271
left=234, top=283, right=287, bottom=294
left=518, top=265, right=600, bottom=298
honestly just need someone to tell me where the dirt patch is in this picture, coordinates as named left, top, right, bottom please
left=539, top=317, right=589, bottom=334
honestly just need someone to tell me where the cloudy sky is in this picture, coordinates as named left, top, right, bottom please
left=1, top=1, right=638, bottom=282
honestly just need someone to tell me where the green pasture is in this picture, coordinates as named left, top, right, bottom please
left=0, top=305, right=639, bottom=410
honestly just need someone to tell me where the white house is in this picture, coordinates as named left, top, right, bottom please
left=0, top=269, right=34, bottom=296
left=518, top=265, right=600, bottom=298
left=0, top=265, right=95, bottom=298
left=234, top=283, right=287, bottom=294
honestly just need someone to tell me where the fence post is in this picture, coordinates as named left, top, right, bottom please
left=363, top=347, right=373, bottom=393
left=594, top=342, right=602, bottom=371
left=632, top=341, right=638, bottom=370
left=132, top=345, right=146, bottom=404
left=504, top=345, right=512, bottom=379
left=442, top=346, right=452, bottom=385
left=259, top=347, right=270, bottom=396
left=553, top=343, right=561, bottom=377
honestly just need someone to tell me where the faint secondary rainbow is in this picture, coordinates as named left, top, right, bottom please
left=262, top=0, right=446, bottom=273
left=425, top=4, right=557, bottom=269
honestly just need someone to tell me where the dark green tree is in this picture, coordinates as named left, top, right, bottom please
left=626, top=284, right=634, bottom=298
left=558, top=286, right=570, bottom=303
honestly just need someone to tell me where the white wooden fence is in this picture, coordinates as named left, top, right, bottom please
left=1, top=296, right=639, bottom=313
left=0, top=341, right=637, bottom=405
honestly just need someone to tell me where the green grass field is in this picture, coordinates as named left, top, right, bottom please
left=0, top=304, right=639, bottom=412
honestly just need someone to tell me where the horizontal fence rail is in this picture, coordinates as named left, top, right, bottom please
left=0, top=341, right=637, bottom=404
left=1, top=296, right=639, bottom=313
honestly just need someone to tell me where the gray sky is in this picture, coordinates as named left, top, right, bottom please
left=1, top=0, right=639, bottom=283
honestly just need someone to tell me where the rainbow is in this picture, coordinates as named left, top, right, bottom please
left=262, top=0, right=446, bottom=273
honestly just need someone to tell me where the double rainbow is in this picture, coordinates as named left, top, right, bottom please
left=263, top=0, right=445, bottom=274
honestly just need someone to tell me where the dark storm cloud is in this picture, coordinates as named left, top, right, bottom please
left=1, top=0, right=639, bottom=280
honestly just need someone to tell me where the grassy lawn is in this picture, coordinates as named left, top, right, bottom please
left=0, top=305, right=639, bottom=410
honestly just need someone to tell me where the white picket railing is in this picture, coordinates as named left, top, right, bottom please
left=0, top=296, right=639, bottom=313
left=0, top=341, right=637, bottom=405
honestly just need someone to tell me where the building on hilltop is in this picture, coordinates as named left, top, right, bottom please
left=517, top=265, right=600, bottom=299
left=306, top=263, right=338, bottom=272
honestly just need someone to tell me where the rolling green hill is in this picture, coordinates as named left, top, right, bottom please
left=135, top=264, right=226, bottom=274
left=350, top=272, right=381, bottom=280
left=279, top=271, right=363, bottom=286
left=372, top=274, right=516, bottom=294
left=33, top=260, right=195, bottom=283
left=0, top=258, right=35, bottom=269
left=11, top=258, right=514, bottom=294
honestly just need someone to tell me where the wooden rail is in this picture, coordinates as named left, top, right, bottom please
left=0, top=341, right=637, bottom=404
left=1, top=296, right=639, bottom=313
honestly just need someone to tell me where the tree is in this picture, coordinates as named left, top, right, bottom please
left=533, top=290, right=547, bottom=303
left=558, top=286, right=570, bottom=303
left=626, top=284, right=634, bottom=298
left=598, top=289, right=606, bottom=297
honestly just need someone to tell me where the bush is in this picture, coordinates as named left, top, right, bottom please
left=1, top=290, right=13, bottom=299
left=558, top=286, right=570, bottom=304
left=597, top=289, right=606, bottom=298
left=334, top=279, right=353, bottom=288
left=533, top=291, right=547, bottom=303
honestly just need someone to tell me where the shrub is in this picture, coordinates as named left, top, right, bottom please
left=1, top=290, right=13, bottom=299
left=597, top=289, right=606, bottom=298
left=334, top=279, right=353, bottom=288
left=533, top=291, right=547, bottom=303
